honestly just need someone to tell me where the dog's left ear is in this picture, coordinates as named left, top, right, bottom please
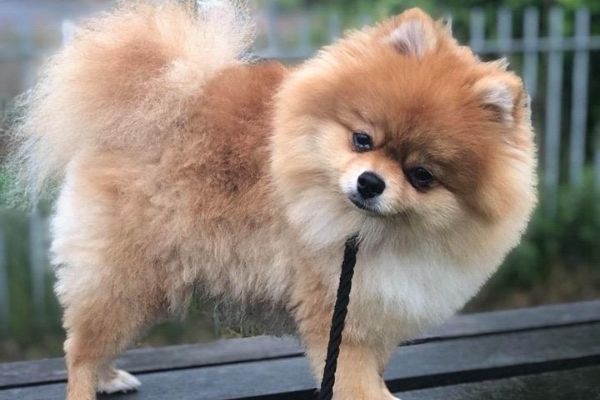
left=473, top=73, right=524, bottom=125
left=383, top=8, right=439, bottom=58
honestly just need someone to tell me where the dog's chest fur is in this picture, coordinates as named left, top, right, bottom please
left=345, top=238, right=493, bottom=340
left=212, top=233, right=495, bottom=341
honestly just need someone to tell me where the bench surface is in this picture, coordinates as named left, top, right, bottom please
left=0, top=300, right=599, bottom=399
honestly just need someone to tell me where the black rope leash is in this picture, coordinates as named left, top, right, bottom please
left=319, top=234, right=360, bottom=400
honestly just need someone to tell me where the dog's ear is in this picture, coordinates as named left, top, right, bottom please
left=473, top=73, right=524, bottom=124
left=383, top=8, right=438, bottom=58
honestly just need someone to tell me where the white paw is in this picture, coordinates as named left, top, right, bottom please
left=97, top=369, right=141, bottom=394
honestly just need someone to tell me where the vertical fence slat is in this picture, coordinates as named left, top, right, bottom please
left=17, top=15, right=36, bottom=90
left=497, top=7, right=512, bottom=57
left=569, top=9, right=590, bottom=187
left=0, top=230, right=8, bottom=336
left=264, top=0, right=280, bottom=59
left=328, top=10, right=342, bottom=42
left=469, top=8, right=485, bottom=54
left=29, top=209, right=47, bottom=325
left=61, top=20, right=76, bottom=46
left=595, top=124, right=600, bottom=189
left=297, top=12, right=312, bottom=57
left=544, top=8, right=564, bottom=215
left=523, top=7, right=539, bottom=99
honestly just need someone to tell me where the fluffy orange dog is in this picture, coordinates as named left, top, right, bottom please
left=9, top=1, right=536, bottom=399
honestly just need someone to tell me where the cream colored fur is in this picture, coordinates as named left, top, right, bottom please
left=8, top=0, right=253, bottom=201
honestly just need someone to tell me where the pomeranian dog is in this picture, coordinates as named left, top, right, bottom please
left=8, top=1, right=536, bottom=399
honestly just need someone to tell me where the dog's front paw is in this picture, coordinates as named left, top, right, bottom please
left=96, top=369, right=141, bottom=394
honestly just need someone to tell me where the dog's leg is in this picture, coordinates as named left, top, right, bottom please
left=291, top=275, right=399, bottom=400
left=59, top=269, right=163, bottom=400
left=300, top=330, right=399, bottom=400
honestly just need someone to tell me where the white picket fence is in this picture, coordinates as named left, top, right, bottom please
left=0, top=3, right=599, bottom=331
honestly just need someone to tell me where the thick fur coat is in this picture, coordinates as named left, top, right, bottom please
left=8, top=2, right=536, bottom=399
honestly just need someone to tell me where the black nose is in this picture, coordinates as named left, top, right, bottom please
left=357, top=172, right=386, bottom=199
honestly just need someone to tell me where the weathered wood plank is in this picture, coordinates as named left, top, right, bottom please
left=408, top=299, right=600, bottom=344
left=385, top=322, right=600, bottom=393
left=0, top=336, right=302, bottom=389
left=1, top=300, right=598, bottom=389
left=1, top=322, right=598, bottom=400
left=399, top=366, right=600, bottom=400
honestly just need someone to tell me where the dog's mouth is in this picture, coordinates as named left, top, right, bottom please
left=348, top=194, right=383, bottom=215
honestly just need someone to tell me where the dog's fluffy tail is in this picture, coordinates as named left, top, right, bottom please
left=6, top=1, right=253, bottom=202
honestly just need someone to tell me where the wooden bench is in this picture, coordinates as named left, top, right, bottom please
left=1, top=301, right=599, bottom=399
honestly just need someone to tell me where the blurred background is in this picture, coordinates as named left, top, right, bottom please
left=0, top=0, right=598, bottom=362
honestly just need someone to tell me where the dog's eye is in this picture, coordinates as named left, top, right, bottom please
left=406, top=167, right=435, bottom=190
left=352, top=132, right=373, bottom=152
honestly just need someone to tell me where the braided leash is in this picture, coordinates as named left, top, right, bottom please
left=319, top=235, right=360, bottom=400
